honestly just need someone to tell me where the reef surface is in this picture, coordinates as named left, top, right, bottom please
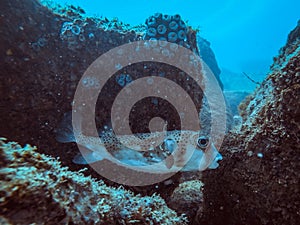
left=0, top=137, right=187, bottom=224
left=198, top=21, right=300, bottom=225
left=0, top=0, right=299, bottom=224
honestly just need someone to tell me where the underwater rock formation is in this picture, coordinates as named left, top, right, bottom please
left=139, top=14, right=224, bottom=134
left=0, top=0, right=222, bottom=146
left=0, top=0, right=223, bottom=224
left=0, top=0, right=137, bottom=161
left=223, top=90, right=250, bottom=115
left=197, top=22, right=300, bottom=225
left=0, top=137, right=188, bottom=224
left=285, top=19, right=300, bottom=52
left=117, top=13, right=203, bottom=134
left=197, top=36, right=223, bottom=90
left=168, top=180, right=204, bottom=221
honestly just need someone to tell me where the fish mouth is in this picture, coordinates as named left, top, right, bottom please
left=208, top=152, right=223, bottom=169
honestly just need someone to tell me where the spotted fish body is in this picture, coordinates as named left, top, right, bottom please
left=56, top=114, right=222, bottom=172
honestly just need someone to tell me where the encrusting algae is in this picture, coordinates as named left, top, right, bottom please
left=0, top=137, right=188, bottom=225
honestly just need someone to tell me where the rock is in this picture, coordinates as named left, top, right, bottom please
left=0, top=1, right=225, bottom=223
left=197, top=21, right=300, bottom=225
left=0, top=0, right=138, bottom=167
left=197, top=36, right=223, bottom=90
left=286, top=20, right=300, bottom=49
left=0, top=137, right=188, bottom=224
left=168, top=180, right=204, bottom=221
left=223, top=90, right=251, bottom=115
left=0, top=0, right=208, bottom=150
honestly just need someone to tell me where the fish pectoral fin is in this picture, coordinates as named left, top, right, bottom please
left=72, top=153, right=89, bottom=164
left=165, top=155, right=174, bottom=169
left=72, top=146, right=104, bottom=164
left=55, top=112, right=75, bottom=143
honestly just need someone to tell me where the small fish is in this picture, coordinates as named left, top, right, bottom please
left=55, top=112, right=222, bottom=172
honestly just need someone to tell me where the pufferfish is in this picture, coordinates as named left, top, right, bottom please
left=55, top=113, right=222, bottom=172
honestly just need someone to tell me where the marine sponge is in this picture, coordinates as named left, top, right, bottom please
left=0, top=137, right=187, bottom=225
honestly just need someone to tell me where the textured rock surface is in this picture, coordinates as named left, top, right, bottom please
left=0, top=137, right=188, bottom=224
left=0, top=0, right=137, bottom=165
left=285, top=19, right=300, bottom=53
left=0, top=0, right=210, bottom=147
left=223, top=90, right=250, bottom=115
left=197, top=36, right=223, bottom=90
left=117, top=13, right=203, bottom=134
left=168, top=180, right=204, bottom=221
left=0, top=0, right=222, bottom=180
left=197, top=22, right=300, bottom=225
left=0, top=1, right=223, bottom=223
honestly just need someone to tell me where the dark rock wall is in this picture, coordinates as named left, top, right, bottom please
left=197, top=36, right=223, bottom=90
left=197, top=22, right=300, bottom=225
left=0, top=0, right=137, bottom=166
left=0, top=0, right=222, bottom=155
left=0, top=0, right=222, bottom=200
left=2, top=0, right=299, bottom=225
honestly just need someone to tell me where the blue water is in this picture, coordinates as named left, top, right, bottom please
left=53, top=0, right=299, bottom=91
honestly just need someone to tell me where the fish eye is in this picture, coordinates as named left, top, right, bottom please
left=197, top=136, right=209, bottom=149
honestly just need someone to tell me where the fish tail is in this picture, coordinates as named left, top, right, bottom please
left=55, top=111, right=82, bottom=143
left=55, top=112, right=75, bottom=143
left=71, top=110, right=83, bottom=136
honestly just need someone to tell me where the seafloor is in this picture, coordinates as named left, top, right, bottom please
left=0, top=0, right=299, bottom=224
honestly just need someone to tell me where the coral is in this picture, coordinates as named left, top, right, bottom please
left=143, top=13, right=199, bottom=54
left=0, top=137, right=187, bottom=224
left=143, top=14, right=226, bottom=132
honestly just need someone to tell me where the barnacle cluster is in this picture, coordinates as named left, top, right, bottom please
left=0, top=137, right=187, bottom=224
left=143, top=13, right=198, bottom=53
left=41, top=1, right=144, bottom=35
left=60, top=19, right=89, bottom=50
left=31, top=36, right=47, bottom=51
left=115, top=73, right=133, bottom=87
left=81, top=76, right=101, bottom=89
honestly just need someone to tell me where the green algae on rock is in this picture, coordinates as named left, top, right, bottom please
left=0, top=137, right=187, bottom=225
